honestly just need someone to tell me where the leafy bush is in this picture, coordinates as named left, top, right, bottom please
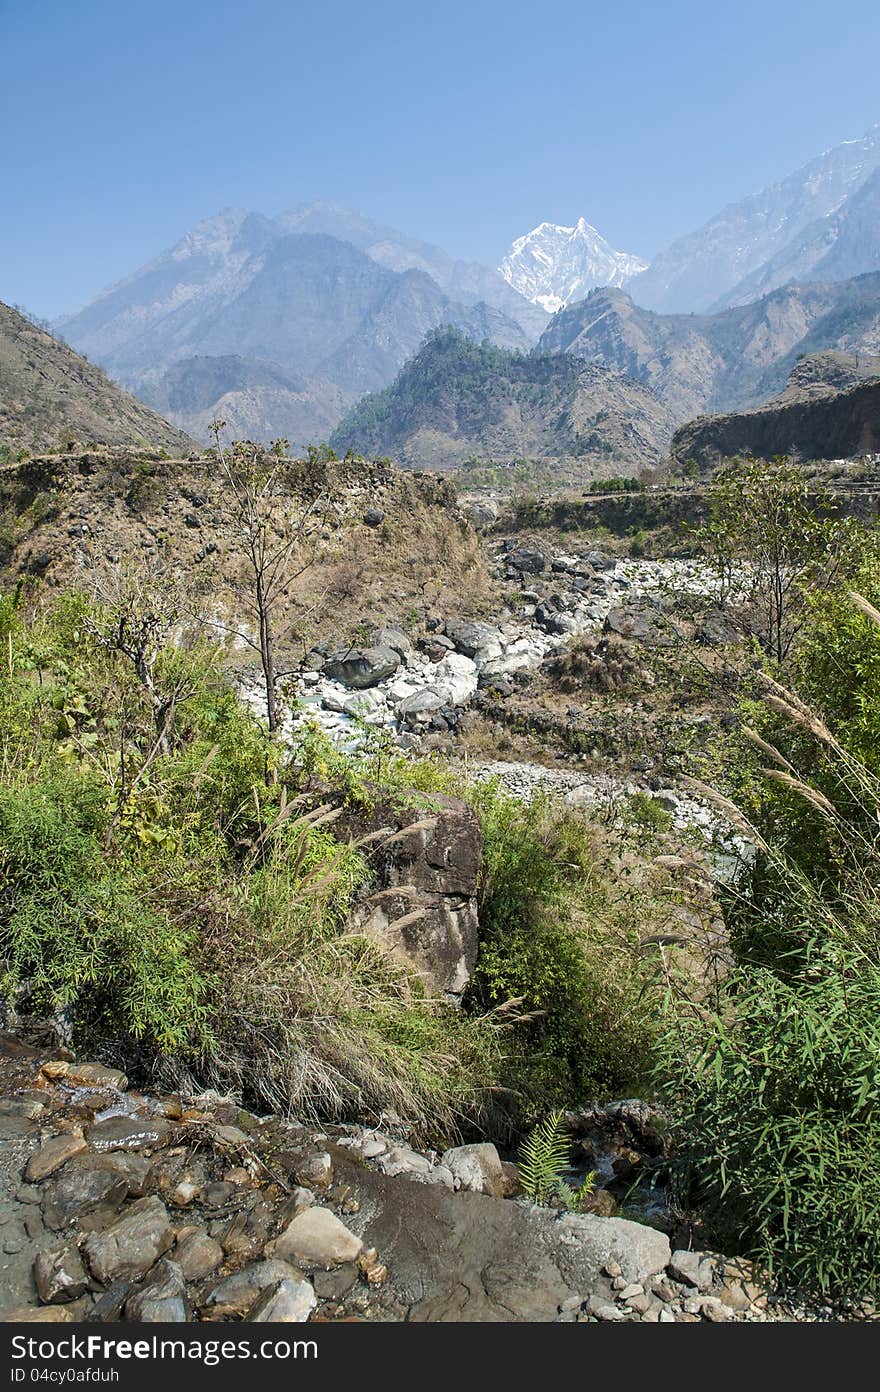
left=0, top=592, right=509, bottom=1138
left=465, top=780, right=659, bottom=1113
left=662, top=948, right=880, bottom=1295
left=624, top=791, right=673, bottom=833
left=0, top=776, right=209, bottom=1053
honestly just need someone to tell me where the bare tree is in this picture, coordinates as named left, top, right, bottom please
left=210, top=422, right=326, bottom=737
left=82, top=552, right=193, bottom=756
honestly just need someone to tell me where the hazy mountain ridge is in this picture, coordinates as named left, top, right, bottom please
left=537, top=273, right=880, bottom=423
left=55, top=208, right=543, bottom=447
left=139, top=353, right=352, bottom=448
left=720, top=164, right=880, bottom=307
left=670, top=349, right=880, bottom=468
left=628, top=124, right=880, bottom=312
left=278, top=200, right=550, bottom=338
left=329, top=325, right=676, bottom=474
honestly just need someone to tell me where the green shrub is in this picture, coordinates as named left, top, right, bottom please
left=465, top=780, right=658, bottom=1113
left=661, top=945, right=880, bottom=1296
left=0, top=776, right=209, bottom=1053
left=624, top=791, right=673, bottom=833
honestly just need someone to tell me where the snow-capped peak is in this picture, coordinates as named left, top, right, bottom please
left=499, top=218, right=648, bottom=314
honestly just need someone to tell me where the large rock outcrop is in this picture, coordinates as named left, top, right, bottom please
left=337, top=792, right=482, bottom=999
left=671, top=352, right=880, bottom=469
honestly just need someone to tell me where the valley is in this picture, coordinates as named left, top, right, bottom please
left=2, top=104, right=880, bottom=1333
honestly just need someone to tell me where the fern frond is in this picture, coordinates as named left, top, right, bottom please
left=518, top=1110, right=571, bottom=1204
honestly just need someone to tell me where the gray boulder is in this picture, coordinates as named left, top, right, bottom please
left=34, top=1246, right=89, bottom=1304
left=323, top=645, right=400, bottom=689
left=174, top=1231, right=224, bottom=1281
left=42, top=1157, right=130, bottom=1229
left=440, top=1143, right=507, bottom=1198
left=202, top=1260, right=307, bottom=1317
left=604, top=605, right=674, bottom=647
left=85, top=1115, right=171, bottom=1152
left=507, top=547, right=547, bottom=574
left=274, top=1207, right=363, bottom=1267
left=444, top=620, right=505, bottom=665
left=247, top=1277, right=317, bottom=1322
left=397, top=689, right=444, bottom=726
left=373, top=627, right=412, bottom=659
left=344, top=795, right=482, bottom=998
left=462, top=497, right=499, bottom=528
left=124, top=1259, right=188, bottom=1322
left=346, top=1163, right=670, bottom=1320
left=82, top=1196, right=174, bottom=1284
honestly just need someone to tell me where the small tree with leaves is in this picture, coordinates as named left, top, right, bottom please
left=696, top=456, right=851, bottom=665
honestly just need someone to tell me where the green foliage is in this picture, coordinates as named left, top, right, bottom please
left=661, top=947, right=880, bottom=1296
left=465, top=779, right=659, bottom=1110
left=795, top=533, right=880, bottom=770
left=663, top=639, right=880, bottom=1297
left=694, top=455, right=850, bottom=662
left=0, top=776, right=209, bottom=1053
left=588, top=476, right=643, bottom=494
left=518, top=1109, right=571, bottom=1203
left=518, top=1111, right=597, bottom=1209
left=624, top=791, right=674, bottom=833
left=453, top=455, right=562, bottom=493
left=554, top=1173, right=597, bottom=1213
left=330, top=325, right=615, bottom=466
left=0, top=591, right=510, bottom=1136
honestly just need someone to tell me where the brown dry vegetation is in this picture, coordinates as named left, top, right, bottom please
left=0, top=448, right=500, bottom=669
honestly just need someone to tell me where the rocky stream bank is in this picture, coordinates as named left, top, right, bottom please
left=0, top=1036, right=783, bottom=1325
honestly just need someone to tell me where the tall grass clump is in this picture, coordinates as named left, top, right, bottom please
left=661, top=608, right=880, bottom=1297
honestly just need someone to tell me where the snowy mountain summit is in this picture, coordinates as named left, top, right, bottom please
left=499, top=217, right=648, bottom=314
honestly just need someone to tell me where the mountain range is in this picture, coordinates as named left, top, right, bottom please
left=626, top=123, right=880, bottom=313
left=44, top=120, right=880, bottom=466
left=329, top=269, right=880, bottom=472
left=500, top=124, right=880, bottom=319
left=536, top=273, right=880, bottom=422
left=670, top=350, right=880, bottom=469
left=55, top=206, right=546, bottom=449
left=499, top=219, right=646, bottom=314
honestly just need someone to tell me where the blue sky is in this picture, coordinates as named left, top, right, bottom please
left=2, top=0, right=880, bottom=318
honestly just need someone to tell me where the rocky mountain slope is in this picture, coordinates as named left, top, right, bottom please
left=0, top=301, right=194, bottom=456
left=54, top=208, right=544, bottom=449
left=500, top=218, right=648, bottom=314
left=669, top=350, right=880, bottom=469
left=718, top=164, right=880, bottom=308
left=0, top=446, right=497, bottom=649
left=537, top=274, right=880, bottom=424
left=329, top=327, right=676, bottom=475
left=628, top=123, right=880, bottom=313
left=143, top=354, right=351, bottom=449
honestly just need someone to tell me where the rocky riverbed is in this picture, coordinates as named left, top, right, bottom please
left=237, top=539, right=752, bottom=874
left=243, top=547, right=744, bottom=751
